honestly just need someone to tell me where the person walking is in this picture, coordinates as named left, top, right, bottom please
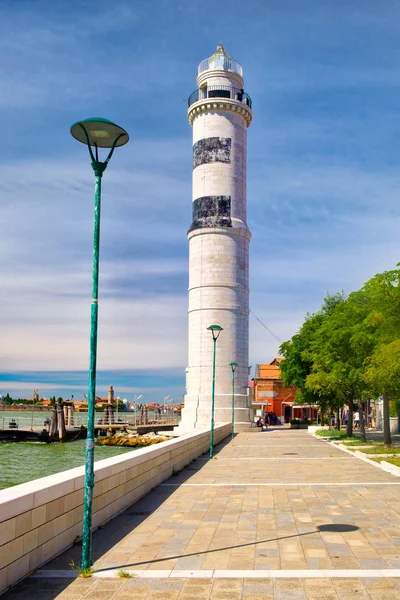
left=354, top=411, right=360, bottom=429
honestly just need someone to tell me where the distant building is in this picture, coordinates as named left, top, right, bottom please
left=252, top=359, right=318, bottom=423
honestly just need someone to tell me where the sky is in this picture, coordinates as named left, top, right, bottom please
left=1, top=0, right=400, bottom=402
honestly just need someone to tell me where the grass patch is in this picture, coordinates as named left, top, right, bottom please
left=315, top=430, right=353, bottom=439
left=69, top=560, right=93, bottom=578
left=356, top=444, right=400, bottom=455
left=341, top=440, right=377, bottom=446
left=118, top=569, right=135, bottom=578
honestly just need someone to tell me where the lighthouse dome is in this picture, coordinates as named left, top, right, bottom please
left=198, top=45, right=243, bottom=77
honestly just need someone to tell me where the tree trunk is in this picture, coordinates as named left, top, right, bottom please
left=321, top=410, right=325, bottom=427
left=336, top=407, right=341, bottom=431
left=383, top=392, right=392, bottom=448
left=359, top=400, right=366, bottom=443
left=347, top=402, right=353, bottom=437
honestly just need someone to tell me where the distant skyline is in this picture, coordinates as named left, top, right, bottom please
left=1, top=1, right=400, bottom=400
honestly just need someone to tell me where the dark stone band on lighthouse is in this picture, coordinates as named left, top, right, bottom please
left=189, top=195, right=232, bottom=231
left=193, top=137, right=231, bottom=169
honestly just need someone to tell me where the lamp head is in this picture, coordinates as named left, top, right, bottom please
left=207, top=324, right=223, bottom=341
left=229, top=362, right=238, bottom=372
left=70, top=118, right=129, bottom=148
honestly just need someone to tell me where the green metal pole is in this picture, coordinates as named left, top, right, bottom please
left=210, top=337, right=216, bottom=459
left=231, top=368, right=235, bottom=440
left=81, top=163, right=104, bottom=570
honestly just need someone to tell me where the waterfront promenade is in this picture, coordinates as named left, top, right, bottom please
left=4, top=428, right=400, bottom=599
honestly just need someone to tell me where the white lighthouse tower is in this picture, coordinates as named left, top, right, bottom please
left=180, top=45, right=252, bottom=431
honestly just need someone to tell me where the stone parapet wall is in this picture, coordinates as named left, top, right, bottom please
left=0, top=424, right=231, bottom=595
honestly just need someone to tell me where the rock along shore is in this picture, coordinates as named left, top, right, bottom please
left=95, top=430, right=172, bottom=447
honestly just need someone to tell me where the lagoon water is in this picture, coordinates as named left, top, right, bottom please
left=0, top=410, right=134, bottom=489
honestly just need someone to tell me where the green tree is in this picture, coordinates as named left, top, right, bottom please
left=307, top=290, right=374, bottom=440
left=279, top=293, right=346, bottom=425
left=3, top=393, right=13, bottom=405
left=363, top=342, right=400, bottom=446
left=360, top=268, right=400, bottom=446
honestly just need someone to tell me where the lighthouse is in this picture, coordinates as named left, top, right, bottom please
left=180, top=45, right=253, bottom=431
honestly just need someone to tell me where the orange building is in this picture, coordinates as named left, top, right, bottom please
left=252, top=358, right=317, bottom=423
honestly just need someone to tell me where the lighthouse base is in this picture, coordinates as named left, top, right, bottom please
left=176, top=394, right=252, bottom=433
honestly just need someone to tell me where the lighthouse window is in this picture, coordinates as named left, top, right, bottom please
left=193, top=137, right=231, bottom=169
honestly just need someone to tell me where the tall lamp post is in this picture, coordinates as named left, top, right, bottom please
left=229, top=362, right=238, bottom=439
left=70, top=118, right=129, bottom=571
left=207, top=325, right=223, bottom=458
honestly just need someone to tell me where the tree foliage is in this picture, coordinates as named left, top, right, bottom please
left=279, top=268, right=400, bottom=445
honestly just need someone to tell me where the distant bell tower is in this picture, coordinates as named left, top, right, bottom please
left=108, top=385, right=114, bottom=405
left=180, top=45, right=252, bottom=430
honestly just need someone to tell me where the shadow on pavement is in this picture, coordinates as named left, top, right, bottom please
left=100, top=523, right=360, bottom=572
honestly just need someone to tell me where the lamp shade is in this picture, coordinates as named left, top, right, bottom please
left=229, top=362, right=238, bottom=372
left=207, top=324, right=223, bottom=340
left=70, top=118, right=129, bottom=148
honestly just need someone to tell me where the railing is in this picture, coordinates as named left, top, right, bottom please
left=188, top=85, right=252, bottom=109
left=198, top=56, right=243, bottom=76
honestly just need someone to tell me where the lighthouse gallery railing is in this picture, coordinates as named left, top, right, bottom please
left=188, top=85, right=252, bottom=109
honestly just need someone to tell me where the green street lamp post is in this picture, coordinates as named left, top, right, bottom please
left=70, top=118, right=129, bottom=571
left=207, top=325, right=223, bottom=458
left=229, top=362, right=238, bottom=439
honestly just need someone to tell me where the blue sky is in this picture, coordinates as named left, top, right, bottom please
left=1, top=0, right=400, bottom=401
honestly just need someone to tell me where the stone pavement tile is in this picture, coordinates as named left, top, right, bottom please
left=151, top=580, right=185, bottom=591
left=331, top=578, right=370, bottom=600
left=241, top=596, right=273, bottom=600
left=207, top=593, right=242, bottom=600
left=84, top=591, right=118, bottom=600
left=94, top=580, right=127, bottom=591
left=180, top=584, right=213, bottom=597
left=54, top=592, right=85, bottom=600
left=330, top=556, right=361, bottom=569
left=303, top=579, right=340, bottom=599
left=145, top=591, right=180, bottom=600
left=242, top=579, right=273, bottom=595
left=358, top=558, right=389, bottom=569
left=361, top=578, right=399, bottom=591
left=389, top=578, right=400, bottom=590
left=142, top=559, right=179, bottom=570
left=274, top=578, right=306, bottom=600
left=115, top=591, right=150, bottom=600
left=212, top=579, right=244, bottom=592
left=227, top=557, right=255, bottom=569
left=178, top=592, right=212, bottom=600
left=173, top=556, right=205, bottom=570
left=201, top=556, right=231, bottom=570
left=178, top=591, right=212, bottom=600
left=367, top=593, right=400, bottom=600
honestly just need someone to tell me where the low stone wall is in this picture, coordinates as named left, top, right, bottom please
left=0, top=423, right=231, bottom=594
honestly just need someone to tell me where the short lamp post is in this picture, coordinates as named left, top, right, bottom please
left=207, top=324, right=223, bottom=458
left=229, top=362, right=238, bottom=439
left=70, top=118, right=129, bottom=571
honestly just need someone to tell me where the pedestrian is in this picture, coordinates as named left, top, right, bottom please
left=354, top=411, right=360, bottom=429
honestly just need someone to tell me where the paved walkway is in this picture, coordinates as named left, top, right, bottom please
left=4, top=428, right=400, bottom=599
